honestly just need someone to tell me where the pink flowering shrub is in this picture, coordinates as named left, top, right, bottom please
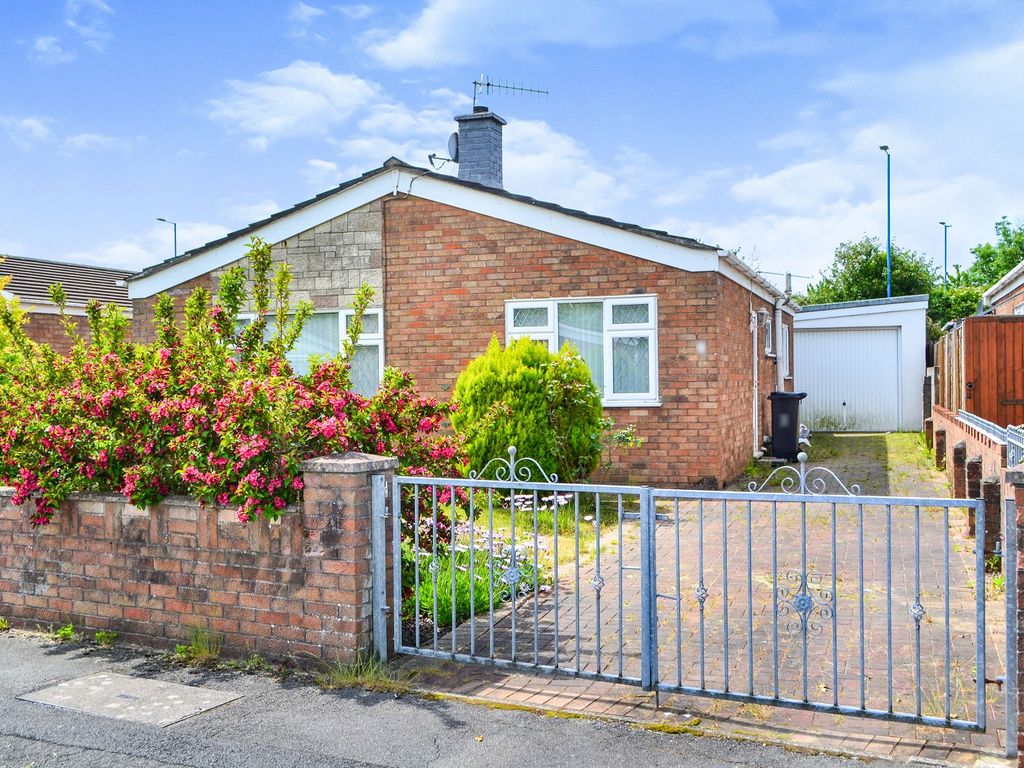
left=0, top=239, right=465, bottom=528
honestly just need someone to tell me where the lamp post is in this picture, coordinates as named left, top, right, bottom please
left=156, top=217, right=177, bottom=259
left=879, top=145, right=891, bottom=298
left=939, top=221, right=952, bottom=287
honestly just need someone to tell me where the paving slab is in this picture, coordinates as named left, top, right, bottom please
left=17, top=672, right=240, bottom=726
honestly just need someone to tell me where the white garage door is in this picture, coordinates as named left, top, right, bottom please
left=794, top=328, right=900, bottom=431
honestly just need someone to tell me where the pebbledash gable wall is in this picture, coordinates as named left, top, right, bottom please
left=381, top=195, right=789, bottom=487
left=0, top=453, right=395, bottom=662
left=131, top=202, right=383, bottom=337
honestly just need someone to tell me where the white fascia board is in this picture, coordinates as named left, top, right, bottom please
left=128, top=172, right=398, bottom=298
left=793, top=300, right=928, bottom=328
left=407, top=174, right=719, bottom=274
left=130, top=166, right=729, bottom=299
left=715, top=255, right=786, bottom=306
left=984, top=261, right=1024, bottom=304
left=23, top=301, right=93, bottom=317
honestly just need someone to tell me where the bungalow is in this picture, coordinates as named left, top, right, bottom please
left=127, top=108, right=795, bottom=487
left=983, top=259, right=1024, bottom=316
left=1, top=254, right=132, bottom=354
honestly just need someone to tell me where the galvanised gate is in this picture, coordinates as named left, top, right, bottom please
left=381, top=448, right=1015, bottom=755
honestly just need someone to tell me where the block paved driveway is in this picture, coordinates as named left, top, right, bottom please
left=402, top=434, right=1009, bottom=765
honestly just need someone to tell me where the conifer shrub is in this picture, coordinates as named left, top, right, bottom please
left=451, top=337, right=604, bottom=482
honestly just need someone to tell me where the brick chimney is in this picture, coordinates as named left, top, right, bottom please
left=454, top=106, right=506, bottom=189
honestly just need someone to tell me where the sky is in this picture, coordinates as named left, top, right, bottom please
left=2, top=1, right=1024, bottom=293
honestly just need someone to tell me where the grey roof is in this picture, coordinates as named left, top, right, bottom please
left=796, top=294, right=930, bottom=313
left=131, top=158, right=723, bottom=283
left=0, top=254, right=132, bottom=308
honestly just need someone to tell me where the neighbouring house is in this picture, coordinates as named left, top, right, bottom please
left=983, top=259, right=1024, bottom=316
left=0, top=254, right=133, bottom=354
left=793, top=295, right=928, bottom=432
left=127, top=108, right=795, bottom=487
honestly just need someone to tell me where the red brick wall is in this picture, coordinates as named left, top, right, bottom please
left=131, top=275, right=214, bottom=344
left=931, top=404, right=1012, bottom=500
left=21, top=311, right=90, bottom=354
left=0, top=454, right=394, bottom=663
left=714, top=276, right=791, bottom=485
left=992, top=281, right=1024, bottom=316
left=382, top=195, right=770, bottom=487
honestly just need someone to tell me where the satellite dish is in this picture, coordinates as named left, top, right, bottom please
left=448, top=132, right=459, bottom=163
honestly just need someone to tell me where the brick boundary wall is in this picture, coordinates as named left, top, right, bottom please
left=1010, top=466, right=1024, bottom=764
left=932, top=405, right=1012, bottom=501
left=0, top=453, right=396, bottom=664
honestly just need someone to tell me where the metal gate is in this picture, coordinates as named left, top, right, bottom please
left=383, top=448, right=1012, bottom=750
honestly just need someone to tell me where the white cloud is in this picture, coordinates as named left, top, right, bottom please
left=226, top=199, right=281, bottom=223
left=302, top=158, right=340, bottom=188
left=33, top=36, right=75, bottom=64
left=65, top=0, right=114, bottom=53
left=60, top=132, right=122, bottom=153
left=289, top=2, right=325, bottom=22
left=363, top=0, right=777, bottom=69
left=0, top=116, right=54, bottom=150
left=335, top=4, right=374, bottom=20
left=63, top=221, right=229, bottom=271
left=206, top=61, right=382, bottom=150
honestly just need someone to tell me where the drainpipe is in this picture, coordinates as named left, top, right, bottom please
left=774, top=296, right=788, bottom=392
left=751, top=307, right=762, bottom=458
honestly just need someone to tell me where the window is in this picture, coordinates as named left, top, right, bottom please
left=780, top=321, right=791, bottom=378
left=236, top=309, right=385, bottom=395
left=342, top=308, right=385, bottom=397
left=763, top=314, right=774, bottom=356
left=505, top=295, right=659, bottom=406
left=1015, top=302, right=1024, bottom=316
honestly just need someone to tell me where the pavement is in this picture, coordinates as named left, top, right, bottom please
left=0, top=629, right=901, bottom=768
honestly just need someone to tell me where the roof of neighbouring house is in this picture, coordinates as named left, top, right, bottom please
left=983, top=259, right=1024, bottom=305
left=127, top=158, right=786, bottom=304
left=0, top=254, right=133, bottom=309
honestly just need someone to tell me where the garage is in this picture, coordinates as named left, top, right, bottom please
left=793, top=295, right=928, bottom=432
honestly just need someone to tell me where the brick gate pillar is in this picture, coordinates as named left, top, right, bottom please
left=934, top=428, right=947, bottom=470
left=952, top=441, right=967, bottom=498
left=300, top=452, right=398, bottom=661
left=1008, top=467, right=1024, bottom=764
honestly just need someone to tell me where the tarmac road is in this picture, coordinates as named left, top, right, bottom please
left=0, top=631, right=900, bottom=768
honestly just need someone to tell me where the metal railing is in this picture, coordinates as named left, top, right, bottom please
left=387, top=448, right=991, bottom=734
left=1008, top=425, right=1024, bottom=468
left=957, top=409, right=1007, bottom=443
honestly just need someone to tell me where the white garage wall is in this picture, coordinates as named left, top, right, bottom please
left=793, top=296, right=928, bottom=432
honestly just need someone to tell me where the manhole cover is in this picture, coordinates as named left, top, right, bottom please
left=17, top=673, right=240, bottom=727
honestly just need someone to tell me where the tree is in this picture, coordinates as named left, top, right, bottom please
left=799, top=237, right=936, bottom=305
left=963, top=217, right=1024, bottom=287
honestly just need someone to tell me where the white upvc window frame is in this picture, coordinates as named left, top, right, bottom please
left=236, top=307, right=385, bottom=391
left=780, top=321, right=791, bottom=379
left=341, top=306, right=386, bottom=393
left=763, top=314, right=775, bottom=356
left=504, top=294, right=660, bottom=407
left=1014, top=302, right=1024, bottom=316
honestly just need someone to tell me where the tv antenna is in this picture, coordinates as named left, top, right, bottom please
left=472, top=75, right=548, bottom=108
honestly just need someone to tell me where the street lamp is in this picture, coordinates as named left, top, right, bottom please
left=879, top=145, right=891, bottom=298
left=156, top=217, right=177, bottom=259
left=939, top=221, right=952, bottom=287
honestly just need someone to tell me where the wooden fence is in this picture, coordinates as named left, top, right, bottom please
left=934, top=315, right=1024, bottom=427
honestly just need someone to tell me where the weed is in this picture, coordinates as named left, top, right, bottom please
left=173, top=624, right=223, bottom=665
left=50, top=623, right=79, bottom=642
left=225, top=653, right=270, bottom=673
left=316, top=653, right=411, bottom=694
left=0, top=617, right=9, bottom=631
left=94, top=630, right=118, bottom=647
